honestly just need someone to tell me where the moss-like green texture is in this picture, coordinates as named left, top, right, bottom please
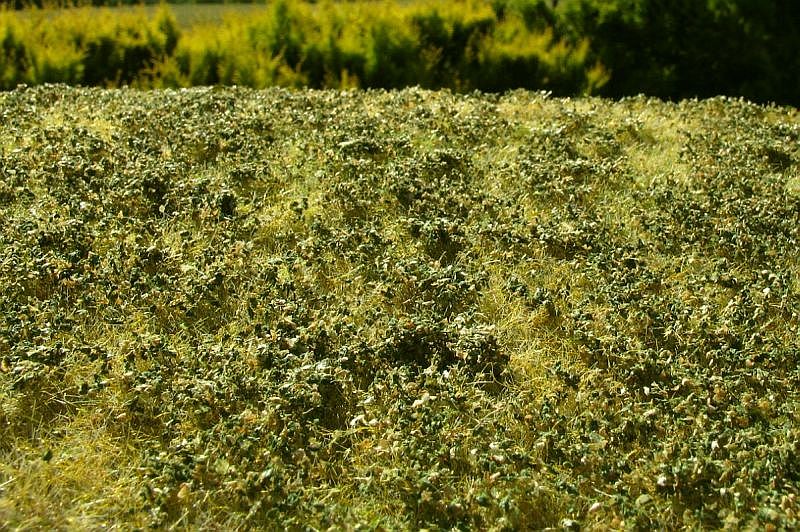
left=0, top=86, right=799, bottom=529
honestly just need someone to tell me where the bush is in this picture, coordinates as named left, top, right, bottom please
left=2, top=0, right=797, bottom=103
left=0, top=5, right=181, bottom=88
left=0, top=1, right=605, bottom=94
left=0, top=16, right=26, bottom=86
left=557, top=0, right=800, bottom=104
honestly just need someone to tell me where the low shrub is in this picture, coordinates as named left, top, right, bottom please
left=0, top=1, right=605, bottom=94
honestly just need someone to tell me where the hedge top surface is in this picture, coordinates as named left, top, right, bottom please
left=1, top=85, right=799, bottom=530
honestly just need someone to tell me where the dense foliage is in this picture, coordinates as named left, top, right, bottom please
left=1, top=0, right=799, bottom=104
left=0, top=1, right=605, bottom=94
left=1, top=85, right=799, bottom=529
left=555, top=0, right=800, bottom=105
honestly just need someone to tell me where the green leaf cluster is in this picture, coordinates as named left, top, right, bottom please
left=1, top=85, right=799, bottom=529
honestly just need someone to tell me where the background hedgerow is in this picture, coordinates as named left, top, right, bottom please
left=0, top=1, right=606, bottom=95
left=555, top=0, right=800, bottom=106
left=0, top=85, right=799, bottom=529
left=3, top=0, right=800, bottom=104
